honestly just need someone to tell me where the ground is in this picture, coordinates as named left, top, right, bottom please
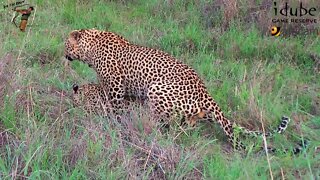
left=0, top=0, right=319, bottom=179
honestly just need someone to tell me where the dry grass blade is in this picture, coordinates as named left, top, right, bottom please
left=260, top=111, right=274, bottom=180
left=123, top=140, right=166, bottom=160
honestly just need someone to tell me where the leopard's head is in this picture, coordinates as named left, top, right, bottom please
left=64, top=29, right=98, bottom=67
left=64, top=29, right=130, bottom=67
left=71, top=83, right=112, bottom=115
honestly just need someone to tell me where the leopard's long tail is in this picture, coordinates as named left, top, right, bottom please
left=235, top=116, right=290, bottom=138
left=205, top=97, right=291, bottom=150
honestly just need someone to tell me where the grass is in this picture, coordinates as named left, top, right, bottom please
left=0, top=0, right=319, bottom=179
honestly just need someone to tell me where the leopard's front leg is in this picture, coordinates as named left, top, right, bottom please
left=94, top=54, right=128, bottom=114
left=99, top=74, right=126, bottom=112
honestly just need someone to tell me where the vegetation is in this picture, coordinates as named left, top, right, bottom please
left=0, top=0, right=319, bottom=179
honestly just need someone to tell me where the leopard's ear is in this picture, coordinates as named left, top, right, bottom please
left=72, top=84, right=79, bottom=93
left=70, top=30, right=81, bottom=42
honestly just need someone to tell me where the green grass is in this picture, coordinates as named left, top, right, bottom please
left=0, top=0, right=319, bottom=179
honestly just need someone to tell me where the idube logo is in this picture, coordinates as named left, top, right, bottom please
left=272, top=1, right=318, bottom=24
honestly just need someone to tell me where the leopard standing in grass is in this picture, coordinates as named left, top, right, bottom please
left=65, top=29, right=291, bottom=149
